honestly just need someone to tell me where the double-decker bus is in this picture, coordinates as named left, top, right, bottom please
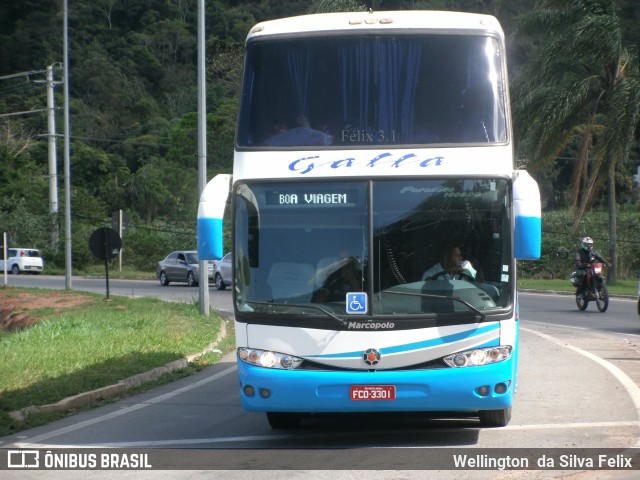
left=198, top=10, right=541, bottom=428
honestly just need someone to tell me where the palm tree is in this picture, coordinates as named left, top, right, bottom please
left=512, top=0, right=640, bottom=283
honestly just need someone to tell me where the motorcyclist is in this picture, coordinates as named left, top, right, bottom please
left=574, top=237, right=609, bottom=296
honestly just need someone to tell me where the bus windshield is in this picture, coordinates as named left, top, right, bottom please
left=234, top=178, right=512, bottom=318
left=237, top=33, right=507, bottom=148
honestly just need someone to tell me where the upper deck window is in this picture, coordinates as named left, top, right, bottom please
left=237, top=34, right=507, bottom=148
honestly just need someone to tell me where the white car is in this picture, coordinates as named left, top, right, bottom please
left=0, top=247, right=44, bottom=274
left=211, top=252, right=232, bottom=290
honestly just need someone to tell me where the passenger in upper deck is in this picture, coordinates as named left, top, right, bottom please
left=263, top=115, right=333, bottom=146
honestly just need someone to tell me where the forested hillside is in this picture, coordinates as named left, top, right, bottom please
left=1, top=0, right=639, bottom=273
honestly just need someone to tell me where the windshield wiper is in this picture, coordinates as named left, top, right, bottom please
left=241, top=300, right=348, bottom=326
left=384, top=290, right=486, bottom=321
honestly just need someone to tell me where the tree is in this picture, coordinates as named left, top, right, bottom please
left=128, top=161, right=181, bottom=224
left=307, top=0, right=367, bottom=13
left=512, top=0, right=640, bottom=283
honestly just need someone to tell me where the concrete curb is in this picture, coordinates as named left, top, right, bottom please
left=9, top=316, right=229, bottom=423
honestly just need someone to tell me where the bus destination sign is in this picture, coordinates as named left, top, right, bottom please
left=265, top=189, right=358, bottom=206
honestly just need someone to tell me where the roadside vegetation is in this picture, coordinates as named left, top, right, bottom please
left=0, top=286, right=234, bottom=436
left=32, top=206, right=640, bottom=285
left=519, top=210, right=640, bottom=282
left=2, top=0, right=640, bottom=283
left=517, top=277, right=636, bottom=296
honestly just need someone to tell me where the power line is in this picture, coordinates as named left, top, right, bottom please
left=30, top=133, right=171, bottom=148
left=0, top=82, right=41, bottom=95
left=543, top=229, right=640, bottom=246
left=65, top=135, right=171, bottom=148
left=0, top=69, right=49, bottom=81
left=0, top=108, right=48, bottom=118
left=0, top=67, right=56, bottom=118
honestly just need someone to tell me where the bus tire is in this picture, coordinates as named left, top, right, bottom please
left=266, top=412, right=302, bottom=428
left=478, top=407, right=511, bottom=427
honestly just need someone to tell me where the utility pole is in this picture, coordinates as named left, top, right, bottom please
left=24, top=64, right=61, bottom=250
left=46, top=64, right=60, bottom=249
left=197, top=0, right=210, bottom=315
left=63, top=0, right=73, bottom=290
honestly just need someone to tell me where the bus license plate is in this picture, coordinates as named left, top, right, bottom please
left=350, top=385, right=396, bottom=401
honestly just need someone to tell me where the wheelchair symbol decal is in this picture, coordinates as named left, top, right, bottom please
left=346, top=292, right=367, bottom=314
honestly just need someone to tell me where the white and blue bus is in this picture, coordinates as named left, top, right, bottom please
left=198, top=10, right=541, bottom=428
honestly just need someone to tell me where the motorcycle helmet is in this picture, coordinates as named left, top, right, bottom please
left=581, top=236, right=593, bottom=251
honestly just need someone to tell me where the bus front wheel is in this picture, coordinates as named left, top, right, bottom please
left=266, top=412, right=302, bottom=429
left=478, top=407, right=511, bottom=427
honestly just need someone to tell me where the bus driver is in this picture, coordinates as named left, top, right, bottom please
left=422, top=244, right=477, bottom=281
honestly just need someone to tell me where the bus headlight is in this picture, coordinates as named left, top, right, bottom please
left=238, top=348, right=303, bottom=370
left=443, top=346, right=512, bottom=368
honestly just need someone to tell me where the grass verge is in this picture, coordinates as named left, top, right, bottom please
left=517, top=277, right=637, bottom=296
left=0, top=286, right=234, bottom=436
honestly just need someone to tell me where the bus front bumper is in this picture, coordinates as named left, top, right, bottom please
left=237, top=357, right=515, bottom=413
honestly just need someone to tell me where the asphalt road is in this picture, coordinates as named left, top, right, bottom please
left=0, top=274, right=234, bottom=317
left=2, top=276, right=640, bottom=479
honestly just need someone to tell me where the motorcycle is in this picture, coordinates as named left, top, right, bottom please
left=571, top=262, right=609, bottom=312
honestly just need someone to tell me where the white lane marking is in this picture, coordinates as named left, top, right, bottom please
left=522, top=326, right=640, bottom=447
left=5, top=365, right=237, bottom=447
left=12, top=420, right=640, bottom=449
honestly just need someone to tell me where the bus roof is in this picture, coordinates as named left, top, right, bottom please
left=246, top=10, right=504, bottom=42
